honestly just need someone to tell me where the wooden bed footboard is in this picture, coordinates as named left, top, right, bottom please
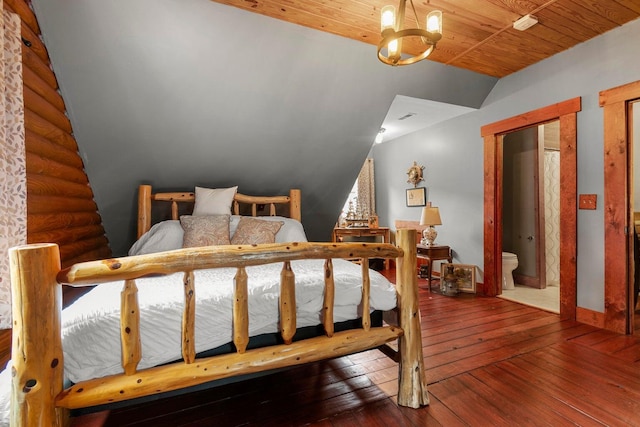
left=8, top=230, right=426, bottom=426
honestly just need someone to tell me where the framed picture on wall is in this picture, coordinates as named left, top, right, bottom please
left=440, top=263, right=477, bottom=293
left=406, top=187, right=426, bottom=207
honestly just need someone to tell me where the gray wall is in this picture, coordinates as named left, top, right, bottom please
left=373, top=18, right=640, bottom=312
left=30, top=0, right=497, bottom=255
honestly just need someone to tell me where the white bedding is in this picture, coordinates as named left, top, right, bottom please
left=62, top=258, right=396, bottom=383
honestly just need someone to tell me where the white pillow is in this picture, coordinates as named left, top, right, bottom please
left=192, top=186, right=238, bottom=216
left=128, top=220, right=184, bottom=255
left=129, top=215, right=308, bottom=256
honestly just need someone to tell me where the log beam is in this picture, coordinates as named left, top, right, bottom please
left=56, top=326, right=403, bottom=410
left=59, top=242, right=403, bottom=286
left=9, top=243, right=67, bottom=426
left=395, top=229, right=429, bottom=408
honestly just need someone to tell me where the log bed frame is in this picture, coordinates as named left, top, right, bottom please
left=9, top=185, right=428, bottom=426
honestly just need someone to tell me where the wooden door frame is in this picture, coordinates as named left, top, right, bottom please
left=481, top=98, right=581, bottom=321
left=600, top=80, right=640, bottom=334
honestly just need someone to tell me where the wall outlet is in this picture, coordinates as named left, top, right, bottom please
left=579, top=194, right=597, bottom=210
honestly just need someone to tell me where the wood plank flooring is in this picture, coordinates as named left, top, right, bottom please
left=66, top=273, right=640, bottom=427
left=1, top=274, right=637, bottom=426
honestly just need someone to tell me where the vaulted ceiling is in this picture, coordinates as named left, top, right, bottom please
left=211, top=0, right=640, bottom=78
left=31, top=0, right=639, bottom=255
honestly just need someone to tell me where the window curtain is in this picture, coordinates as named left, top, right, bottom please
left=357, top=158, right=375, bottom=217
left=0, top=9, right=25, bottom=330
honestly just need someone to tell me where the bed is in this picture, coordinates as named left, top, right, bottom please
left=6, top=185, right=427, bottom=426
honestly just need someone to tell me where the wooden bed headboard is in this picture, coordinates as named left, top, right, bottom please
left=137, top=185, right=302, bottom=238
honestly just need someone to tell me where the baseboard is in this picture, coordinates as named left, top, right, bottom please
left=576, top=307, right=605, bottom=328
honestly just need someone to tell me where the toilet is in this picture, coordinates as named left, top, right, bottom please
left=502, top=252, right=518, bottom=290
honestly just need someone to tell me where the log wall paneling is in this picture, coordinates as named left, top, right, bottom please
left=7, top=0, right=112, bottom=270
left=26, top=154, right=90, bottom=184
left=25, top=129, right=84, bottom=169
left=28, top=212, right=104, bottom=234
left=4, top=0, right=39, bottom=34
left=23, top=66, right=65, bottom=111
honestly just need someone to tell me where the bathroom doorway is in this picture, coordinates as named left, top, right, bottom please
left=500, top=122, right=561, bottom=312
left=481, top=98, right=580, bottom=321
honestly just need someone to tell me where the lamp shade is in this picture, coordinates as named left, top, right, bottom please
left=420, top=206, right=442, bottom=226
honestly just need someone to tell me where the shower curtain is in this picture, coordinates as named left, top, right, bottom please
left=544, top=150, right=560, bottom=286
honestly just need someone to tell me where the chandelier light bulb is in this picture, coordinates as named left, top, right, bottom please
left=381, top=6, right=396, bottom=32
left=426, top=10, right=442, bottom=34
left=388, top=39, right=399, bottom=56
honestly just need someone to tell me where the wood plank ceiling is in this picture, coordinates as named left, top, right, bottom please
left=210, top=0, right=640, bottom=78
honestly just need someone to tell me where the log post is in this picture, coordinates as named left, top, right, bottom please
left=233, top=267, right=249, bottom=353
left=137, top=184, right=152, bottom=238
left=182, top=272, right=196, bottom=363
left=280, top=261, right=296, bottom=344
left=171, top=201, right=179, bottom=220
left=121, top=279, right=141, bottom=375
left=289, top=189, right=302, bottom=222
left=323, top=259, right=335, bottom=337
left=395, top=229, right=429, bottom=408
left=9, top=243, right=68, bottom=426
left=361, top=260, right=370, bottom=331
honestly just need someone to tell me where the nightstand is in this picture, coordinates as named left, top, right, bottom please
left=332, top=227, right=391, bottom=270
left=416, top=244, right=452, bottom=291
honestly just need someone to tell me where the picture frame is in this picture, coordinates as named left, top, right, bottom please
left=440, top=263, right=476, bottom=293
left=406, top=187, right=426, bottom=207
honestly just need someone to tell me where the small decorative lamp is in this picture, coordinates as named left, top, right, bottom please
left=419, top=202, right=442, bottom=246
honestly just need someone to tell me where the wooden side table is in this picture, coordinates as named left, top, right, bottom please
left=332, top=227, right=391, bottom=270
left=416, top=244, right=452, bottom=291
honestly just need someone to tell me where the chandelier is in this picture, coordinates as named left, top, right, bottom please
left=377, top=0, right=443, bottom=66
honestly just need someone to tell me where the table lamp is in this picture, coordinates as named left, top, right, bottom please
left=419, top=203, right=442, bottom=246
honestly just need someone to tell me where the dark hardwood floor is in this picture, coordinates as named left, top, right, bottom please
left=3, top=272, right=640, bottom=426
left=66, top=272, right=640, bottom=427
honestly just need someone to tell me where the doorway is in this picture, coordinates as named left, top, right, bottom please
left=503, top=126, right=545, bottom=290
left=481, top=98, right=581, bottom=321
left=601, top=80, right=640, bottom=334
left=499, top=122, right=561, bottom=312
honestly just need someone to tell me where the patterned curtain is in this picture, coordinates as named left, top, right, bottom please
left=357, top=158, right=375, bottom=216
left=544, top=150, right=560, bottom=286
left=0, top=9, right=25, bottom=329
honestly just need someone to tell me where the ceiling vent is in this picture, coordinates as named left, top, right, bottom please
left=398, top=113, right=416, bottom=121
left=513, top=14, right=538, bottom=31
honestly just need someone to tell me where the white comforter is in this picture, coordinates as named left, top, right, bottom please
left=62, top=258, right=396, bottom=382
left=0, top=258, right=395, bottom=424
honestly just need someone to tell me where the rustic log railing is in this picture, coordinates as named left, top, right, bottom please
left=9, top=230, right=427, bottom=427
